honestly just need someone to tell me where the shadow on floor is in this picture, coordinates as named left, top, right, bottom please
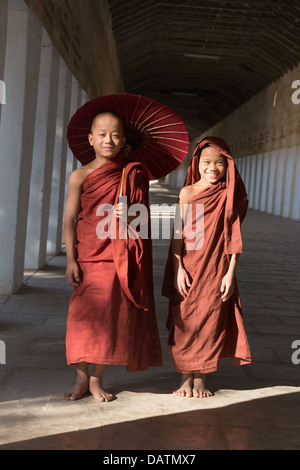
left=1, top=391, right=299, bottom=450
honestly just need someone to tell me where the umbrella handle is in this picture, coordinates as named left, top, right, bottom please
left=119, top=166, right=126, bottom=200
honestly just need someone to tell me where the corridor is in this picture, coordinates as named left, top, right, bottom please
left=0, top=182, right=299, bottom=450
left=1, top=0, right=300, bottom=453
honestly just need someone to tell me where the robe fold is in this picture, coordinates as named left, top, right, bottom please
left=162, top=137, right=252, bottom=374
left=66, top=153, right=162, bottom=372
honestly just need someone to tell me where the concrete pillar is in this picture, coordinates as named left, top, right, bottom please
left=47, top=60, right=68, bottom=255
left=227, top=145, right=300, bottom=220
left=245, top=156, right=251, bottom=197
left=81, top=90, right=88, bottom=106
left=77, top=89, right=88, bottom=171
left=238, top=156, right=245, bottom=185
left=54, top=69, right=72, bottom=253
left=63, top=78, right=82, bottom=217
left=0, top=0, right=8, bottom=125
left=253, top=153, right=263, bottom=211
left=36, top=47, right=60, bottom=268
left=282, top=147, right=297, bottom=218
left=266, top=150, right=278, bottom=215
left=0, top=1, right=42, bottom=294
left=260, top=152, right=270, bottom=213
left=248, top=154, right=257, bottom=209
left=291, top=147, right=300, bottom=220
left=73, top=86, right=83, bottom=170
left=274, top=149, right=286, bottom=217
left=25, top=29, right=53, bottom=269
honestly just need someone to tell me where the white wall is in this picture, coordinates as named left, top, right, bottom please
left=236, top=146, right=300, bottom=221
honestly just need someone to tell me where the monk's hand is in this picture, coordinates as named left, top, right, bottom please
left=175, top=266, right=191, bottom=298
left=66, top=261, right=80, bottom=287
left=114, top=201, right=127, bottom=221
left=220, top=273, right=235, bottom=302
left=114, top=201, right=139, bottom=224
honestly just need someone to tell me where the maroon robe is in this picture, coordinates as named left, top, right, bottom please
left=162, top=137, right=252, bottom=373
left=66, top=153, right=162, bottom=371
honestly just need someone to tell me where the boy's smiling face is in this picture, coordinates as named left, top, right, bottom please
left=198, top=145, right=227, bottom=186
left=88, top=113, right=126, bottom=161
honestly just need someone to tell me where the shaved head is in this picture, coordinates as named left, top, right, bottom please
left=90, top=112, right=124, bottom=135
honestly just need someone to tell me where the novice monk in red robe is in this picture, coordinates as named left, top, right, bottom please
left=162, top=136, right=252, bottom=398
left=63, top=111, right=162, bottom=402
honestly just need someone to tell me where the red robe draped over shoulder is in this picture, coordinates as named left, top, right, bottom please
left=162, top=137, right=252, bottom=374
left=66, top=153, right=162, bottom=372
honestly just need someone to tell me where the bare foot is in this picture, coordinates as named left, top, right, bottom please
left=63, top=374, right=89, bottom=401
left=89, top=364, right=114, bottom=402
left=89, top=376, right=114, bottom=402
left=173, top=373, right=193, bottom=397
left=192, top=373, right=212, bottom=398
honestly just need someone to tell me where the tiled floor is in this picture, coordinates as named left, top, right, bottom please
left=0, top=183, right=300, bottom=450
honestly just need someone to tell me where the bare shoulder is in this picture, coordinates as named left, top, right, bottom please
left=68, top=167, right=88, bottom=188
left=178, top=185, right=193, bottom=204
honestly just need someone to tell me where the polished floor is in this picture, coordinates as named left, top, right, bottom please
left=0, top=183, right=300, bottom=450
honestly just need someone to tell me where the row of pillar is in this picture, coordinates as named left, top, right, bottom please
left=236, top=145, right=300, bottom=220
left=0, top=0, right=87, bottom=294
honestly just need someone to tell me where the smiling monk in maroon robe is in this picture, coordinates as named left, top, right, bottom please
left=64, top=112, right=162, bottom=402
left=162, top=136, right=252, bottom=398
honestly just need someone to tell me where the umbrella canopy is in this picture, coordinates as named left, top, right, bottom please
left=67, top=93, right=189, bottom=179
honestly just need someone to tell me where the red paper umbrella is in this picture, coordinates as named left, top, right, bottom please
left=67, top=93, right=189, bottom=179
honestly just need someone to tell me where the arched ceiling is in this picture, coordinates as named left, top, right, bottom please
left=107, top=0, right=300, bottom=139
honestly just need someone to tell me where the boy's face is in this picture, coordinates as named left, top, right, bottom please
left=198, top=146, right=227, bottom=185
left=88, top=113, right=126, bottom=161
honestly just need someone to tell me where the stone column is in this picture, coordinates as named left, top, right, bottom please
left=54, top=69, right=72, bottom=254
left=0, top=0, right=8, bottom=124
left=0, top=1, right=42, bottom=294
left=291, top=146, right=300, bottom=220
left=47, top=60, right=68, bottom=255
left=25, top=28, right=53, bottom=269
left=36, top=47, right=60, bottom=268
left=63, top=78, right=81, bottom=217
